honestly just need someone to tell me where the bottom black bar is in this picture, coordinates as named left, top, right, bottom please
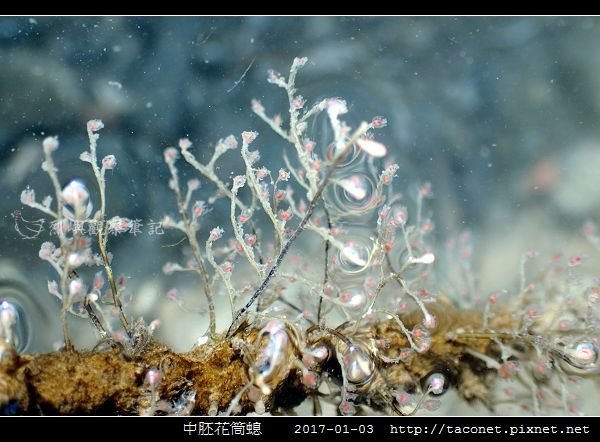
left=0, top=416, right=596, bottom=440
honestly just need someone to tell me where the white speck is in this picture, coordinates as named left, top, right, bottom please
left=108, top=81, right=123, bottom=89
left=146, top=102, right=153, bottom=108
left=29, top=18, right=37, bottom=24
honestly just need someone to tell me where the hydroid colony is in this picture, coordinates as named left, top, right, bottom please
left=1, top=59, right=599, bottom=416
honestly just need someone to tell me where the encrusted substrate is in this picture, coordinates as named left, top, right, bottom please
left=0, top=337, right=251, bottom=415
left=0, top=307, right=514, bottom=415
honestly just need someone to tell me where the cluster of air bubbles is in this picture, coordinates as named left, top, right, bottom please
left=559, top=338, right=600, bottom=375
left=337, top=238, right=372, bottom=274
left=0, top=299, right=29, bottom=352
left=318, top=108, right=380, bottom=218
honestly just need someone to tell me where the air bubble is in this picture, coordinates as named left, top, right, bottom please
left=324, top=142, right=360, bottom=168
left=397, top=241, right=432, bottom=280
left=337, top=239, right=372, bottom=274
left=424, top=372, right=447, bottom=396
left=339, top=343, right=375, bottom=386
left=338, top=288, right=367, bottom=309
left=253, top=321, right=292, bottom=394
left=559, top=339, right=600, bottom=375
left=331, top=172, right=377, bottom=215
left=0, top=299, right=29, bottom=352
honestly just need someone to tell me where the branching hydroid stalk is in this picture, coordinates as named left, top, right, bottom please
left=227, top=122, right=369, bottom=337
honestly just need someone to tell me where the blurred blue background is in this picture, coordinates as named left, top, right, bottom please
left=1, top=17, right=600, bottom=353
